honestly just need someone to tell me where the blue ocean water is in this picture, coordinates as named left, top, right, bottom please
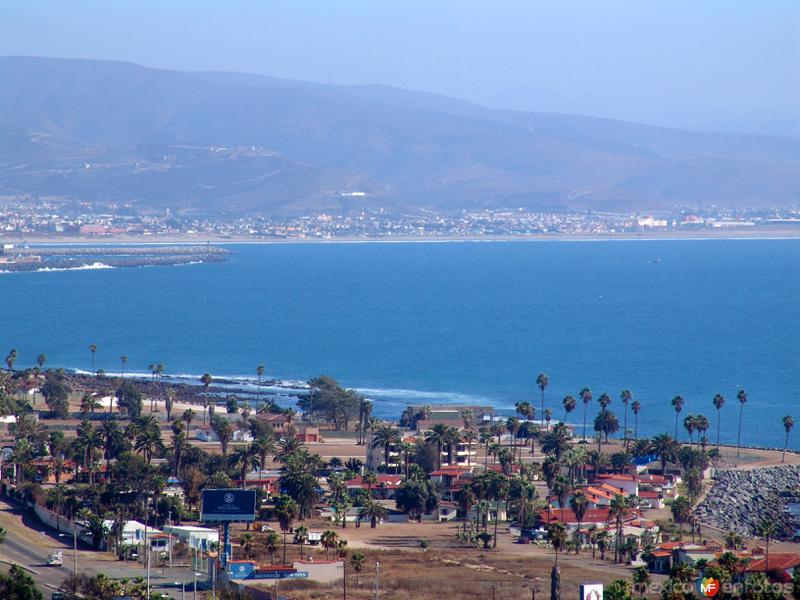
left=1, top=240, right=798, bottom=447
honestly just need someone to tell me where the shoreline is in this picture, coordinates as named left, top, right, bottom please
left=2, top=227, right=800, bottom=245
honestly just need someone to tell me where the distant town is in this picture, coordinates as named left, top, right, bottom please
left=1, top=198, right=799, bottom=241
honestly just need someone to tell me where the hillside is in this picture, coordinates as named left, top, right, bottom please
left=1, top=56, right=798, bottom=214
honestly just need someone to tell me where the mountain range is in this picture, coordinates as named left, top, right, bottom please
left=1, top=56, right=798, bottom=215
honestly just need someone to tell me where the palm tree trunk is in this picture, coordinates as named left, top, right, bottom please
left=583, top=404, right=588, bottom=442
left=492, top=500, right=500, bottom=548
left=737, top=404, right=744, bottom=457
left=717, top=409, right=721, bottom=448
left=784, top=432, right=789, bottom=463
left=634, top=413, right=638, bottom=441
left=623, top=406, right=628, bottom=449
left=674, top=412, right=679, bottom=439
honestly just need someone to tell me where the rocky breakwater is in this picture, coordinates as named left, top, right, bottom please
left=695, top=465, right=800, bottom=538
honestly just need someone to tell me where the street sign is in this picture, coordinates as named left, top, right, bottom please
left=201, top=489, right=257, bottom=522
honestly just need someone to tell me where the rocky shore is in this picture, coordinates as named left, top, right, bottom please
left=695, top=465, right=800, bottom=538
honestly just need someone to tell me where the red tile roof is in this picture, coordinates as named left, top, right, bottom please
left=537, top=507, right=639, bottom=525
left=746, top=553, right=800, bottom=573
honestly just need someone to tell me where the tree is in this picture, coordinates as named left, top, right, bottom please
left=182, top=408, right=195, bottom=430
left=358, top=500, right=387, bottom=528
left=671, top=496, right=692, bottom=539
left=350, top=552, right=365, bottom=584
left=40, top=371, right=71, bottom=418
left=631, top=400, right=641, bottom=441
left=211, top=415, right=233, bottom=455
left=256, top=364, right=265, bottom=405
left=299, top=376, right=362, bottom=431
left=579, top=387, right=593, bottom=441
left=5, top=349, right=17, bottom=371
left=651, top=434, right=680, bottom=475
left=724, top=530, right=743, bottom=550
left=293, top=525, right=309, bottom=559
left=620, top=389, right=633, bottom=448
left=116, top=380, right=143, bottom=418
left=784, top=415, right=795, bottom=463
left=541, top=422, right=571, bottom=461
left=671, top=395, right=684, bottom=440
left=609, top=494, right=629, bottom=563
left=264, top=532, right=280, bottom=565
left=570, top=491, right=589, bottom=552
left=632, top=566, right=650, bottom=598
left=275, top=495, right=298, bottom=565
left=713, top=393, right=726, bottom=448
left=594, top=410, right=619, bottom=448
left=562, top=395, right=576, bottom=424
left=683, top=414, right=697, bottom=446
left=134, top=419, right=165, bottom=464
left=759, top=519, right=776, bottom=572
left=605, top=579, right=632, bottom=600
left=549, top=521, right=566, bottom=600
left=89, top=344, right=97, bottom=375
left=0, top=564, right=43, bottom=600
left=36, top=353, right=46, bottom=370
left=200, top=373, right=213, bottom=425
left=231, top=443, right=261, bottom=487
left=536, top=373, right=550, bottom=431
left=424, top=423, right=459, bottom=469
left=165, top=387, right=175, bottom=421
left=372, top=425, right=401, bottom=472
left=320, top=530, right=339, bottom=561
left=736, top=389, right=747, bottom=457
left=252, top=434, right=277, bottom=471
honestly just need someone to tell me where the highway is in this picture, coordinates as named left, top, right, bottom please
left=0, top=497, right=202, bottom=599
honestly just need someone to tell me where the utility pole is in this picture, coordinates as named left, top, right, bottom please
left=72, top=524, right=78, bottom=581
left=374, top=561, right=380, bottom=600
left=168, top=509, right=173, bottom=568
left=343, top=560, right=347, bottom=600
left=193, top=569, right=197, bottom=600
left=181, top=580, right=185, bottom=600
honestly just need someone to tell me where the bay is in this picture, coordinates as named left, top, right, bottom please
left=1, top=239, right=798, bottom=447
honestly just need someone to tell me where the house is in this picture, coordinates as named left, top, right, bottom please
left=233, top=429, right=253, bottom=442
left=429, top=466, right=472, bottom=488
left=595, top=474, right=639, bottom=496
left=255, top=412, right=292, bottom=433
left=366, top=434, right=415, bottom=472
left=536, top=507, right=641, bottom=533
left=436, top=501, right=458, bottom=522
left=637, top=490, right=664, bottom=509
left=470, top=502, right=509, bottom=523
left=345, top=474, right=404, bottom=500
left=648, top=541, right=724, bottom=574
left=296, top=426, right=320, bottom=443
left=31, top=458, right=78, bottom=484
left=195, top=429, right=218, bottom=442
left=745, top=553, right=800, bottom=583
left=162, top=525, right=219, bottom=551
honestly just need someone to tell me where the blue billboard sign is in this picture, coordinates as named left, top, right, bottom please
left=201, top=489, right=257, bottom=522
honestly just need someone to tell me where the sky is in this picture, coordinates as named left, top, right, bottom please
left=1, top=0, right=797, bottom=133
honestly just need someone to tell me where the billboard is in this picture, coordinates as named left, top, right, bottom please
left=201, top=489, right=257, bottom=522
left=580, top=583, right=603, bottom=600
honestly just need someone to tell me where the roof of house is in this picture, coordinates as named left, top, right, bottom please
left=346, top=475, right=405, bottom=489
left=746, top=553, right=800, bottom=573
left=596, top=474, right=637, bottom=482
left=430, top=467, right=472, bottom=477
left=638, top=490, right=661, bottom=499
left=256, top=413, right=291, bottom=423
left=537, top=507, right=639, bottom=525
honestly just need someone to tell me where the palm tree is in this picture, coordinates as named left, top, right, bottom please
left=541, top=422, right=571, bottom=461
left=90, top=344, right=97, bottom=375
left=350, top=552, right=365, bottom=584
left=275, top=495, right=298, bottom=565
left=120, top=355, right=128, bottom=378
left=562, top=395, right=576, bottom=424
left=736, top=389, right=747, bottom=457
left=358, top=500, right=387, bottom=528
left=620, top=389, right=632, bottom=448
left=683, top=414, right=696, bottom=445
left=544, top=408, right=553, bottom=431
left=723, top=530, right=742, bottom=550
left=264, top=532, right=280, bottom=565
left=200, top=373, right=213, bottom=425
left=424, top=423, right=458, bottom=469
left=293, top=525, right=309, bottom=559
left=134, top=424, right=165, bottom=464
left=713, top=393, right=725, bottom=448
left=182, top=409, right=195, bottom=430
left=549, top=522, right=567, bottom=568
left=506, top=417, right=521, bottom=462
left=609, top=494, right=629, bottom=563
left=695, top=414, right=709, bottom=449
left=211, top=416, right=233, bottom=455
left=632, top=566, right=650, bottom=598
left=783, top=415, right=794, bottom=463
left=631, top=400, right=641, bottom=441
left=321, top=530, right=339, bottom=561
left=651, top=434, right=679, bottom=475
left=37, top=353, right=47, bottom=370
left=536, top=373, right=550, bottom=428
left=371, top=425, right=401, bottom=472
left=231, top=443, right=261, bottom=487
left=758, top=519, right=776, bottom=571
left=239, top=533, right=256, bottom=560
left=252, top=434, right=277, bottom=470
left=570, top=491, right=589, bottom=553
left=671, top=395, right=684, bottom=439
left=256, top=364, right=265, bottom=405
left=579, top=387, right=592, bottom=441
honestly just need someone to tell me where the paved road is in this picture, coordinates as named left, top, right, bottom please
left=0, top=497, right=202, bottom=599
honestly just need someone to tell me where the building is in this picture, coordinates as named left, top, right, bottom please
left=255, top=412, right=292, bottom=434
left=162, top=525, right=219, bottom=551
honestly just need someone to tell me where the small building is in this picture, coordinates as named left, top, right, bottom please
left=162, top=525, right=219, bottom=551
left=255, top=413, right=292, bottom=433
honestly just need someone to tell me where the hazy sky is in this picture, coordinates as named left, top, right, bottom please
left=1, top=0, right=797, bottom=132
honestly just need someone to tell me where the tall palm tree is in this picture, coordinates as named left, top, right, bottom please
left=506, top=417, right=521, bottom=462
left=252, top=434, right=277, bottom=470
left=759, top=519, right=776, bottom=572
left=549, top=521, right=567, bottom=568
left=631, top=400, right=641, bottom=441
left=562, top=395, right=576, bottom=424
left=620, top=390, right=632, bottom=448
left=683, top=414, right=696, bottom=446
left=182, top=408, right=195, bottom=430
left=671, top=395, right=685, bottom=439
left=579, top=387, right=592, bottom=442
left=783, top=415, right=794, bottom=463
left=90, top=344, right=97, bottom=375
left=609, top=494, right=629, bottom=563
left=275, top=496, right=298, bottom=565
left=256, top=364, right=265, bottom=405
left=570, top=490, right=589, bottom=554
left=231, top=443, right=261, bottom=487
left=200, top=373, right=213, bottom=425
left=120, top=355, right=128, bottom=378
left=597, top=393, right=611, bottom=450
left=736, top=389, right=747, bottom=457
left=37, top=353, right=47, bottom=370
left=695, top=414, right=709, bottom=449
left=372, top=425, right=401, bottom=472
left=211, top=416, right=233, bottom=455
left=424, top=423, right=458, bottom=469
left=651, top=433, right=680, bottom=475
left=713, top=393, right=726, bottom=449
left=357, top=500, right=388, bottom=528
left=536, top=373, right=550, bottom=428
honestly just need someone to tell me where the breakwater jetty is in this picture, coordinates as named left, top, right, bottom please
left=0, top=245, right=230, bottom=272
left=695, top=465, right=800, bottom=538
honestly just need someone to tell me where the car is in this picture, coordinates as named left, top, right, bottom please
left=51, top=593, right=65, bottom=600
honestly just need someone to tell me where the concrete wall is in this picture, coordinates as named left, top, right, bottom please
left=293, top=560, right=344, bottom=583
